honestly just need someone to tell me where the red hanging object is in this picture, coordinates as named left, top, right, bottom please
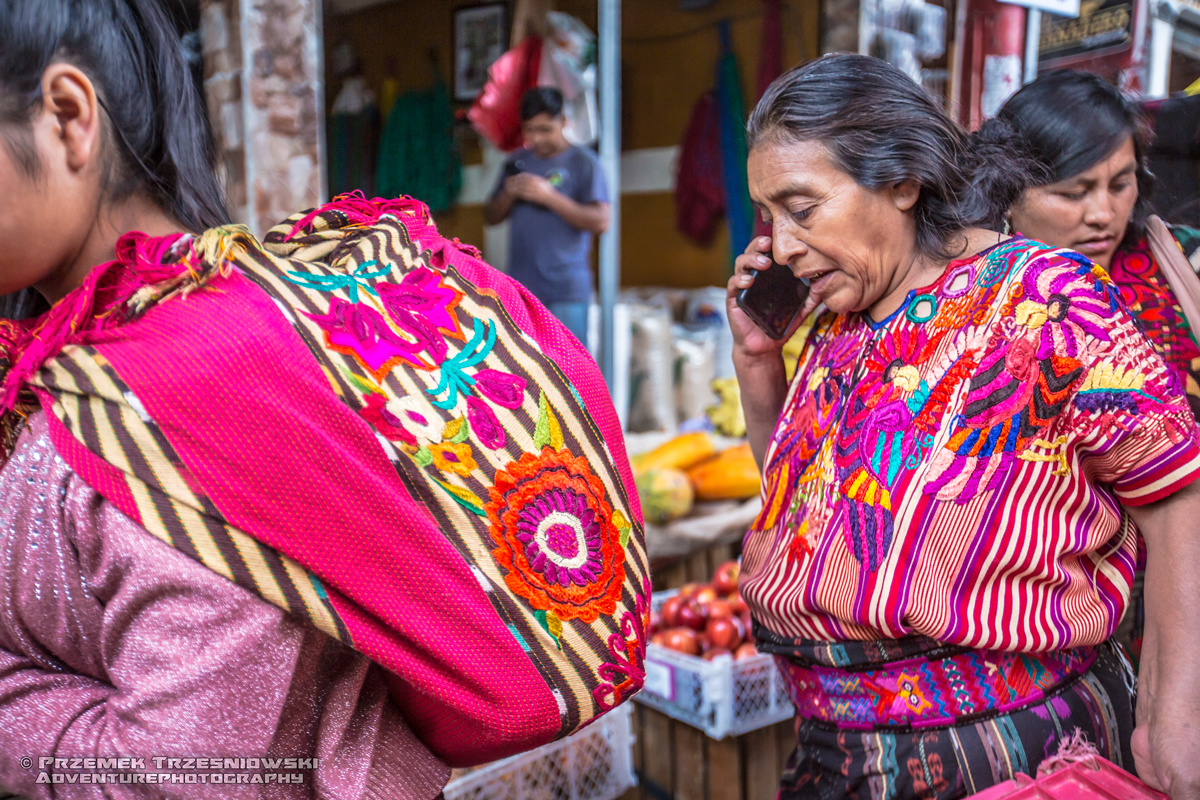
left=468, top=36, right=544, bottom=152
left=757, top=0, right=783, bottom=100
left=675, top=91, right=725, bottom=245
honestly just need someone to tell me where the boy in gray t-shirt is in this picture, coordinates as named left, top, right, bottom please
left=485, top=88, right=610, bottom=347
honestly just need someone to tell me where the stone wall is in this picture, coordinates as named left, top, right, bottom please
left=200, top=0, right=248, bottom=224
left=201, top=0, right=324, bottom=236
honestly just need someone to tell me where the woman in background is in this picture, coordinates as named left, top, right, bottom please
left=981, top=71, right=1200, bottom=660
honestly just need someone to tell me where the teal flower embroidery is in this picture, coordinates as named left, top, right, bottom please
left=285, top=259, right=392, bottom=303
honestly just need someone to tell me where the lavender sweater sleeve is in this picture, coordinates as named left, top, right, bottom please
left=0, top=412, right=449, bottom=799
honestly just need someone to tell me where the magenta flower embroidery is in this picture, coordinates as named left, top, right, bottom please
left=517, top=488, right=605, bottom=587
left=377, top=267, right=464, bottom=365
left=1018, top=258, right=1113, bottom=360
left=467, top=396, right=506, bottom=449
left=360, top=393, right=417, bottom=445
left=474, top=369, right=526, bottom=408
left=306, top=298, right=432, bottom=378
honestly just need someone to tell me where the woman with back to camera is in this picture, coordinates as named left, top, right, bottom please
left=729, top=54, right=1200, bottom=799
left=0, top=0, right=646, bottom=797
left=0, top=2, right=450, bottom=796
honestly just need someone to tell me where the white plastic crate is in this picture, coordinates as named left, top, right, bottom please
left=443, top=702, right=636, bottom=800
left=634, top=590, right=794, bottom=739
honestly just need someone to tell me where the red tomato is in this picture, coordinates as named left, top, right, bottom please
left=703, top=647, right=733, bottom=662
left=678, top=600, right=709, bottom=632
left=734, top=642, right=759, bottom=660
left=707, top=599, right=734, bottom=620
left=664, top=627, right=701, bottom=656
left=678, top=582, right=702, bottom=599
left=727, top=590, right=749, bottom=615
left=694, top=586, right=719, bottom=606
left=713, top=560, right=741, bottom=595
left=661, top=596, right=684, bottom=628
left=706, top=616, right=743, bottom=651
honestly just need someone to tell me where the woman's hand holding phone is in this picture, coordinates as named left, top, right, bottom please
left=727, top=236, right=809, bottom=357
left=726, top=236, right=801, bottom=468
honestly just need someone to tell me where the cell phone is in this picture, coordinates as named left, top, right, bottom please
left=735, top=260, right=810, bottom=340
left=503, top=160, right=524, bottom=178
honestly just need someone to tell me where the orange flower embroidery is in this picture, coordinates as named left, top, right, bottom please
left=486, top=447, right=626, bottom=623
left=428, top=442, right=477, bottom=477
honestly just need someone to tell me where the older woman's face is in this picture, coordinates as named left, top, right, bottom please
left=747, top=138, right=921, bottom=316
left=1008, top=137, right=1137, bottom=271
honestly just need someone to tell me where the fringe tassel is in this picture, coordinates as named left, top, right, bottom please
left=0, top=227, right=259, bottom=413
left=127, top=226, right=257, bottom=315
left=284, top=191, right=431, bottom=241
left=1036, top=728, right=1101, bottom=777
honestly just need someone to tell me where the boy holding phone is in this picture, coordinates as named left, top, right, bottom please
left=484, top=88, right=611, bottom=347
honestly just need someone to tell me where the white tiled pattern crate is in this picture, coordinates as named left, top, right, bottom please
left=634, top=590, right=794, bottom=739
left=443, top=703, right=636, bottom=800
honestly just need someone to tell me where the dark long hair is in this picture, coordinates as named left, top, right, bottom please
left=0, top=0, right=230, bottom=319
left=0, top=0, right=230, bottom=231
left=747, top=54, right=1039, bottom=260
left=975, top=70, right=1154, bottom=242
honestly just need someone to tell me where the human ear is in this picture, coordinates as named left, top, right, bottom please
left=39, top=64, right=101, bottom=173
left=892, top=179, right=921, bottom=212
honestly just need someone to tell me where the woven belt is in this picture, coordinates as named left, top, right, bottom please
left=775, top=645, right=1098, bottom=731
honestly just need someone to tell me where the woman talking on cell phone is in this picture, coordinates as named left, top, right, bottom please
left=728, top=54, right=1200, bottom=799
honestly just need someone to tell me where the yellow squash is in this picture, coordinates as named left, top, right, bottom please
left=636, top=468, right=695, bottom=524
left=686, top=443, right=762, bottom=501
left=632, top=431, right=717, bottom=476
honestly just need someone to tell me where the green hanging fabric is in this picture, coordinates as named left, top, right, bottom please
left=376, top=80, right=463, bottom=213
left=715, top=22, right=754, bottom=269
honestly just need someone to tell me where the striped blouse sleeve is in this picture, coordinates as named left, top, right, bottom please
left=1072, top=283, right=1200, bottom=506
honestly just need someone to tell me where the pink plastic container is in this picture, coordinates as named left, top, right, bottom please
left=967, top=758, right=1168, bottom=799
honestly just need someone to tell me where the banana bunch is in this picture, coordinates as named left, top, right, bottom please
left=706, top=377, right=746, bottom=438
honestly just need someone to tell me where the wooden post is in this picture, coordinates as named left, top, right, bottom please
left=743, top=726, right=780, bottom=800
left=641, top=708, right=676, bottom=799
left=674, top=723, right=708, bottom=800
left=708, top=736, right=743, bottom=800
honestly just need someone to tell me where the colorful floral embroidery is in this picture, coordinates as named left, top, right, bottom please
left=381, top=394, right=445, bottom=445
left=467, top=396, right=505, bottom=450
left=377, top=267, right=466, bottom=365
left=474, top=369, right=527, bottom=408
left=428, top=441, right=477, bottom=477
left=743, top=237, right=1200, bottom=649
left=361, top=393, right=417, bottom=445
left=486, top=443, right=626, bottom=624
left=285, top=258, right=391, bottom=302
left=309, top=298, right=434, bottom=377
left=594, top=581, right=649, bottom=710
left=1108, top=236, right=1200, bottom=407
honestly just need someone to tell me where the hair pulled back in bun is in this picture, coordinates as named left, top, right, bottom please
left=968, top=70, right=1153, bottom=240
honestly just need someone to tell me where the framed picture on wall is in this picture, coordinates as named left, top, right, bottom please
left=454, top=3, right=508, bottom=102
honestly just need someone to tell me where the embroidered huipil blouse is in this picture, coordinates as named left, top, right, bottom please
left=740, top=238, right=1200, bottom=653
left=1106, top=227, right=1200, bottom=418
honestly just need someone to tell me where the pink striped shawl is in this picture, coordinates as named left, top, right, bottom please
left=0, top=195, right=649, bottom=766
